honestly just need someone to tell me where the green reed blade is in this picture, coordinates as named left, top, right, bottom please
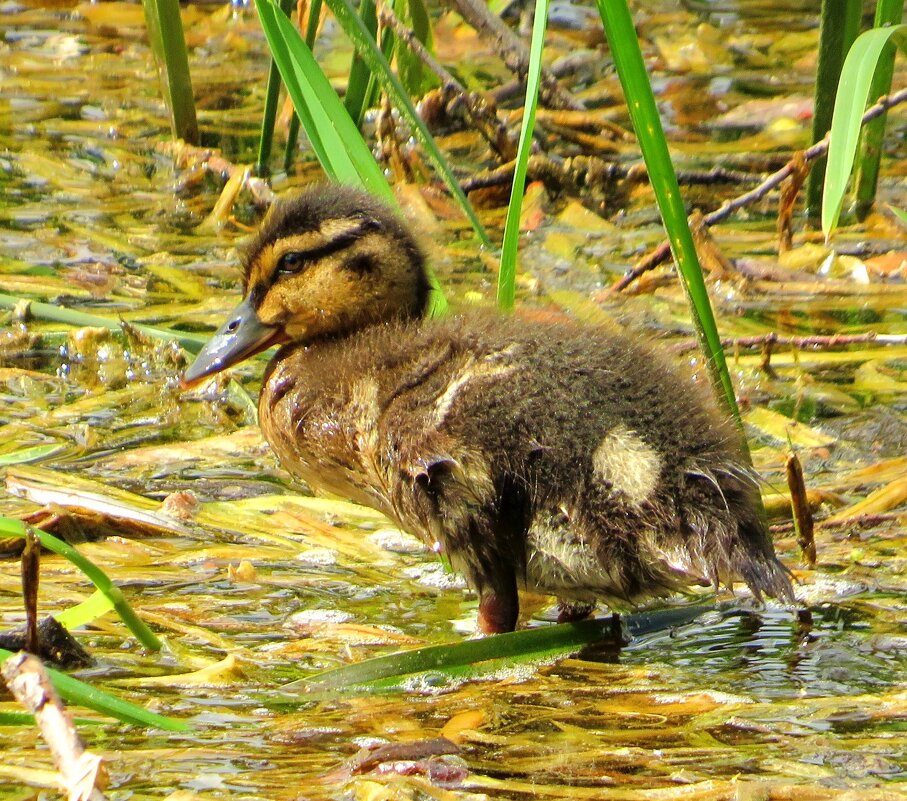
left=393, top=0, right=435, bottom=96
left=497, top=0, right=549, bottom=311
left=806, top=0, right=863, bottom=216
left=287, top=604, right=714, bottom=693
left=854, top=0, right=905, bottom=219
left=593, top=0, right=739, bottom=426
left=141, top=0, right=199, bottom=144
left=257, top=0, right=296, bottom=175
left=0, top=517, right=161, bottom=652
left=344, top=0, right=378, bottom=126
left=283, top=0, right=322, bottom=170
left=823, top=24, right=906, bottom=237
left=1, top=648, right=189, bottom=731
left=322, top=0, right=491, bottom=248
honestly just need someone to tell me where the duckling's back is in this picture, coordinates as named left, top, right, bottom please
left=261, top=312, right=792, bottom=631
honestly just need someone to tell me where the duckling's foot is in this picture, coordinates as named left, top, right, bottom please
left=477, top=592, right=519, bottom=635
left=556, top=600, right=595, bottom=624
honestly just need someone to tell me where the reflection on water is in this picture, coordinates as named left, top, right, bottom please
left=622, top=604, right=905, bottom=700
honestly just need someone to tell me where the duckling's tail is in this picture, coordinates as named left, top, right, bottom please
left=720, top=468, right=797, bottom=604
left=733, top=528, right=796, bottom=605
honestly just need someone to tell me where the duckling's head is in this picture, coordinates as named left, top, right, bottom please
left=182, top=185, right=429, bottom=387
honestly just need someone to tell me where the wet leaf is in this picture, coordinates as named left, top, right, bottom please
left=853, top=360, right=907, bottom=395
left=114, top=654, right=246, bottom=689
left=6, top=465, right=194, bottom=538
left=744, top=408, right=836, bottom=448
left=0, top=443, right=65, bottom=466
left=824, top=476, right=907, bottom=525
left=556, top=201, right=618, bottom=234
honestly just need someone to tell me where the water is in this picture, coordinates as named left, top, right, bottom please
left=1, top=1, right=905, bottom=798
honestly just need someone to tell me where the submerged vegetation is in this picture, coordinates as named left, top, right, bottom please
left=0, top=0, right=905, bottom=798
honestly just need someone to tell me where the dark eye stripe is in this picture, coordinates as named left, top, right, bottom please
left=275, top=217, right=379, bottom=276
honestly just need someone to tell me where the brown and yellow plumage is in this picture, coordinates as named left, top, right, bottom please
left=183, top=185, right=793, bottom=633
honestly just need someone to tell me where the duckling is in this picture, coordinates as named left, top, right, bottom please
left=183, top=185, right=793, bottom=634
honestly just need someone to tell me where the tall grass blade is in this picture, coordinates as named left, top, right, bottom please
left=141, top=0, right=199, bottom=144
left=822, top=24, right=906, bottom=239
left=283, top=109, right=302, bottom=172
left=356, top=25, right=398, bottom=123
left=497, top=0, right=549, bottom=311
left=806, top=0, right=863, bottom=216
left=257, top=0, right=296, bottom=174
left=344, top=0, right=378, bottom=126
left=322, top=0, right=491, bottom=247
left=593, top=0, right=739, bottom=425
left=256, top=0, right=393, bottom=201
left=283, top=0, right=321, bottom=171
left=854, top=0, right=905, bottom=219
left=394, top=0, right=435, bottom=95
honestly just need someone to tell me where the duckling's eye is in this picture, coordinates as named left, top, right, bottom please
left=276, top=252, right=306, bottom=275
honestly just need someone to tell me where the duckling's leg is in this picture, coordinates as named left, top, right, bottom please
left=477, top=580, right=519, bottom=634
left=457, top=524, right=520, bottom=633
left=407, top=460, right=526, bottom=634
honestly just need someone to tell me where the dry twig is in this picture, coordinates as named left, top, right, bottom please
left=379, top=3, right=517, bottom=160
left=611, top=87, right=907, bottom=292
left=670, top=331, right=907, bottom=355
left=772, top=511, right=904, bottom=535
left=777, top=151, right=809, bottom=253
left=443, top=0, right=583, bottom=111
left=22, top=528, right=40, bottom=654
left=462, top=153, right=627, bottom=195
left=786, top=453, right=817, bottom=567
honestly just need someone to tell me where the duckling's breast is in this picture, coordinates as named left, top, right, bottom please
left=258, top=322, right=525, bottom=527
left=259, top=347, right=399, bottom=519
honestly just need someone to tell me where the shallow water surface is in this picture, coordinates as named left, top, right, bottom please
left=0, top=1, right=905, bottom=799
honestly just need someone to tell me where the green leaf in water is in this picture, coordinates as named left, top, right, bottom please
left=54, top=590, right=116, bottom=631
left=0, top=443, right=65, bottom=466
left=0, top=648, right=191, bottom=731
left=285, top=604, right=714, bottom=694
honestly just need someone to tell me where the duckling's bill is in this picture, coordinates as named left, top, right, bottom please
left=181, top=295, right=284, bottom=388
